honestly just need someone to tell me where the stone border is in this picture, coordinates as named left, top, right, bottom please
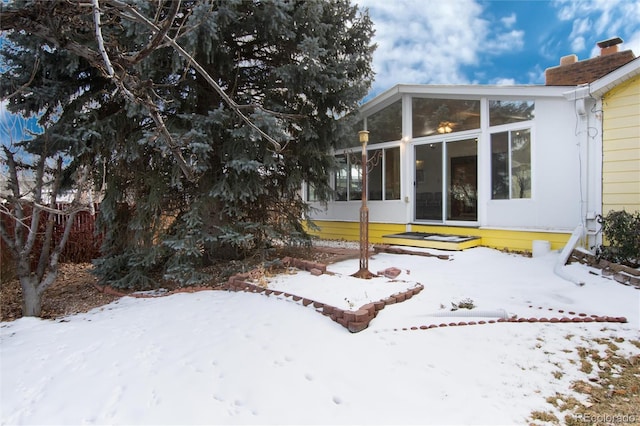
left=222, top=262, right=424, bottom=333
left=391, top=304, right=628, bottom=332
left=568, top=250, right=640, bottom=289
left=93, top=255, right=630, bottom=334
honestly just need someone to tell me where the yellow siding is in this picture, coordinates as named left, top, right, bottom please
left=602, top=139, right=640, bottom=151
left=409, top=224, right=570, bottom=252
left=602, top=126, right=640, bottom=141
left=307, top=221, right=406, bottom=243
left=602, top=171, right=639, bottom=183
left=603, top=95, right=639, bottom=109
left=603, top=182, right=640, bottom=194
left=603, top=148, right=640, bottom=162
left=603, top=192, right=640, bottom=206
left=602, top=74, right=640, bottom=215
left=603, top=160, right=639, bottom=173
left=603, top=115, right=640, bottom=130
left=604, top=85, right=640, bottom=108
left=308, top=221, right=571, bottom=253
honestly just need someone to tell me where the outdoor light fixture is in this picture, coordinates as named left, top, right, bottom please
left=353, top=130, right=375, bottom=279
left=358, top=130, right=369, bottom=145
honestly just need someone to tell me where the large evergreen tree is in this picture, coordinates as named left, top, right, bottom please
left=1, top=0, right=375, bottom=290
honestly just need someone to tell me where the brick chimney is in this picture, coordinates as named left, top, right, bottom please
left=597, top=37, right=623, bottom=56
left=544, top=37, right=635, bottom=85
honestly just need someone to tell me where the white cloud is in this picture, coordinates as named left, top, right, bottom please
left=353, top=0, right=638, bottom=98
left=355, top=0, right=526, bottom=95
left=355, top=0, right=485, bottom=93
left=554, top=0, right=637, bottom=57
left=501, top=13, right=517, bottom=28
left=571, top=36, right=585, bottom=52
left=526, top=65, right=546, bottom=85
left=623, top=30, right=640, bottom=56
left=569, top=17, right=591, bottom=39
left=486, top=30, right=525, bottom=52
left=491, top=77, right=516, bottom=86
left=617, top=1, right=640, bottom=56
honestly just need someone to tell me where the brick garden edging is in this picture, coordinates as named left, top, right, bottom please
left=387, top=304, right=628, bottom=333
left=92, top=257, right=424, bottom=333
left=221, top=258, right=628, bottom=333
left=568, top=250, right=640, bottom=289
left=93, top=255, right=630, bottom=334
left=222, top=259, right=424, bottom=333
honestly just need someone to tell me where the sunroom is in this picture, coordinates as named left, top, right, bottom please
left=305, top=84, right=595, bottom=253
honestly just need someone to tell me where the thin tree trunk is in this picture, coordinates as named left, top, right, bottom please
left=19, top=275, right=44, bottom=317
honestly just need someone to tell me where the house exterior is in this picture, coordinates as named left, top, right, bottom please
left=305, top=38, right=637, bottom=253
left=589, top=58, right=640, bottom=217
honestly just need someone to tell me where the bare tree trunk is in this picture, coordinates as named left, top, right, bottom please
left=20, top=276, right=44, bottom=317
left=1, top=148, right=91, bottom=317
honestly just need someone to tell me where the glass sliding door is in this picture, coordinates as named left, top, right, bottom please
left=415, top=137, right=478, bottom=222
left=447, top=138, right=477, bottom=221
left=415, top=143, right=443, bottom=221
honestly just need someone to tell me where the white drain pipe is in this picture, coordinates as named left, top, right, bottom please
left=554, top=223, right=586, bottom=286
left=425, top=309, right=510, bottom=319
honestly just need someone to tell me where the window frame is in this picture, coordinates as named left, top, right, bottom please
left=368, top=146, right=401, bottom=201
left=332, top=142, right=402, bottom=202
left=489, top=124, right=533, bottom=200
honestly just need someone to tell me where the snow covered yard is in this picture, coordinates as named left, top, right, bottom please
left=1, top=247, right=638, bottom=425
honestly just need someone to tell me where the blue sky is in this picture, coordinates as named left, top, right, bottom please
left=2, top=0, right=639, bottom=141
left=354, top=0, right=640, bottom=98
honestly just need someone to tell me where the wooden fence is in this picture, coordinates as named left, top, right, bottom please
left=1, top=203, right=102, bottom=282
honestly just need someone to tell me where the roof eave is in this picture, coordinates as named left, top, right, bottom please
left=359, top=83, right=574, bottom=115
left=589, top=57, right=640, bottom=97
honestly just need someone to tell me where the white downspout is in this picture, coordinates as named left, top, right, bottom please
left=551, top=87, right=589, bottom=285
left=563, top=85, right=597, bottom=249
left=554, top=223, right=585, bottom=286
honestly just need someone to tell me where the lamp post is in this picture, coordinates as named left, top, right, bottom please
left=352, top=130, right=375, bottom=279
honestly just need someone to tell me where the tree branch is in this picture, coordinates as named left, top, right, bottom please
left=36, top=164, right=91, bottom=294
left=3, top=147, right=26, bottom=250
left=20, top=151, right=46, bottom=260
left=107, top=0, right=283, bottom=152
left=127, top=0, right=182, bottom=64
left=142, top=92, right=195, bottom=181
left=1, top=57, right=40, bottom=102
left=35, top=157, right=63, bottom=281
left=92, top=0, right=115, bottom=77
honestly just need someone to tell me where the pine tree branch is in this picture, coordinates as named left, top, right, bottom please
left=107, top=0, right=283, bottom=152
left=143, top=92, right=195, bottom=181
left=92, top=0, right=115, bottom=77
left=1, top=57, right=40, bottom=102
left=126, top=0, right=182, bottom=64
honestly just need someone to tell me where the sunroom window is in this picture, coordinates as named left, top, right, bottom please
left=491, top=129, right=531, bottom=199
left=489, top=100, right=534, bottom=126
left=334, top=147, right=400, bottom=201
left=334, top=154, right=362, bottom=201
left=368, top=147, right=401, bottom=200
left=306, top=182, right=319, bottom=202
left=366, top=100, right=402, bottom=144
left=412, top=98, right=480, bottom=138
left=337, top=119, right=365, bottom=149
